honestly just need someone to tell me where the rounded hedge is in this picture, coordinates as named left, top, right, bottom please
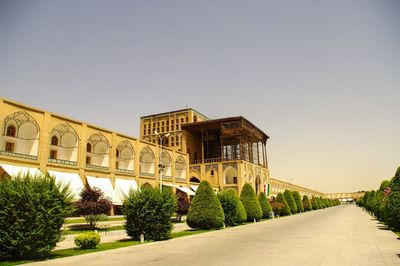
left=258, top=192, right=273, bottom=219
left=124, top=186, right=177, bottom=241
left=218, top=189, right=246, bottom=226
left=74, top=232, right=100, bottom=249
left=311, top=197, right=319, bottom=210
left=275, top=192, right=291, bottom=216
left=240, top=183, right=263, bottom=221
left=302, top=195, right=312, bottom=211
left=284, top=190, right=298, bottom=214
left=292, top=191, right=304, bottom=213
left=0, top=173, right=74, bottom=259
left=187, top=181, right=224, bottom=229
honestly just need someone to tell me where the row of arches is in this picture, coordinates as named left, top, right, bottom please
left=1, top=111, right=187, bottom=179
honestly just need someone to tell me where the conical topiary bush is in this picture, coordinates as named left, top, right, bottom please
left=284, top=190, right=298, bottom=214
left=258, top=192, right=273, bottom=219
left=240, top=183, right=262, bottom=221
left=302, top=195, right=312, bottom=211
left=276, top=192, right=291, bottom=216
left=186, top=180, right=224, bottom=230
left=292, top=191, right=304, bottom=213
left=217, top=189, right=246, bottom=226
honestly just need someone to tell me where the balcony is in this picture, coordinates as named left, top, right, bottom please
left=0, top=150, right=37, bottom=161
left=116, top=168, right=134, bottom=175
left=86, top=164, right=109, bottom=171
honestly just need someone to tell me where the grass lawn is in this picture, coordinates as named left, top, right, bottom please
left=64, top=216, right=125, bottom=225
left=394, top=231, right=400, bottom=237
left=0, top=229, right=209, bottom=265
left=61, top=225, right=125, bottom=235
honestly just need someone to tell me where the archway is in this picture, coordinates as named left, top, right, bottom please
left=139, top=146, right=155, bottom=176
left=224, top=166, right=238, bottom=185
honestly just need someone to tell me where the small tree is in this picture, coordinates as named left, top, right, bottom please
left=302, top=195, right=312, bottom=211
left=240, top=183, right=263, bottom=221
left=187, top=181, right=224, bottom=229
left=74, top=185, right=112, bottom=229
left=258, top=192, right=273, bottom=219
left=275, top=192, right=291, bottom=216
left=292, top=191, right=304, bottom=212
left=384, top=167, right=400, bottom=231
left=176, top=191, right=190, bottom=222
left=218, top=189, right=246, bottom=226
left=0, top=173, right=73, bottom=259
left=311, top=197, right=320, bottom=210
left=124, top=186, right=177, bottom=241
left=284, top=190, right=298, bottom=214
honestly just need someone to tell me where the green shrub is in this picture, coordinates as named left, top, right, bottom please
left=292, top=191, right=304, bottom=212
left=275, top=193, right=291, bottom=216
left=74, top=232, right=100, bottom=249
left=0, top=173, right=73, bottom=259
left=284, top=190, right=298, bottom=214
left=311, top=197, right=319, bottom=210
left=240, top=183, right=263, bottom=221
left=187, top=181, right=224, bottom=229
left=366, top=190, right=376, bottom=212
left=218, top=189, right=246, bottom=226
left=258, top=192, right=273, bottom=219
left=363, top=191, right=370, bottom=207
left=74, top=185, right=112, bottom=229
left=302, top=195, right=312, bottom=211
left=384, top=167, right=400, bottom=231
left=124, top=186, right=177, bottom=241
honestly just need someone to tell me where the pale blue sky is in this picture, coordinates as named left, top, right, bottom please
left=1, top=0, right=399, bottom=193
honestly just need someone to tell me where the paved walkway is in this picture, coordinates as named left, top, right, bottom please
left=31, top=205, right=400, bottom=265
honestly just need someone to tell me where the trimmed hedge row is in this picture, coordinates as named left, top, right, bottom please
left=357, top=166, right=400, bottom=231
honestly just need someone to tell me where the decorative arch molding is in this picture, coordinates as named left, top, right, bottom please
left=223, top=166, right=238, bottom=185
left=160, top=150, right=172, bottom=177
left=223, top=162, right=237, bottom=171
left=87, top=132, right=110, bottom=154
left=50, top=122, right=78, bottom=148
left=140, top=146, right=155, bottom=176
left=116, top=140, right=135, bottom=159
left=3, top=111, right=40, bottom=139
left=206, top=164, right=218, bottom=173
left=175, top=155, right=187, bottom=179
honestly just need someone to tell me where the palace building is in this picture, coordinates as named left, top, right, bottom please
left=0, top=97, right=324, bottom=209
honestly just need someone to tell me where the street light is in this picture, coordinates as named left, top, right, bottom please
left=154, top=130, right=170, bottom=190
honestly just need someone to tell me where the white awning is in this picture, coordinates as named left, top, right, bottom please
left=190, top=185, right=199, bottom=192
left=176, top=186, right=195, bottom=196
left=164, top=183, right=195, bottom=196
left=0, top=163, right=42, bottom=177
left=114, top=178, right=138, bottom=205
left=48, top=170, right=84, bottom=200
left=86, top=176, right=115, bottom=203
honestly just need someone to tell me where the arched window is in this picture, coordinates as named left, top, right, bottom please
left=116, top=148, right=120, bottom=158
left=6, top=125, right=16, bottom=137
left=51, top=136, right=58, bottom=146
left=86, top=143, right=92, bottom=153
left=190, top=177, right=200, bottom=183
left=211, top=170, right=214, bottom=176
left=193, top=115, right=198, bottom=122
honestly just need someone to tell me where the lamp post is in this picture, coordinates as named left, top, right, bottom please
left=154, top=130, right=170, bottom=190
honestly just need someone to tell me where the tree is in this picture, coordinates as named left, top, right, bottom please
left=187, top=181, right=224, bottom=229
left=176, top=191, right=190, bottom=222
left=218, top=189, right=246, bottom=226
left=302, top=195, right=312, bottom=211
left=74, top=185, right=112, bottom=229
left=124, top=186, right=177, bottom=241
left=258, top=192, right=273, bottom=219
left=0, top=173, right=73, bottom=259
left=384, top=167, right=400, bottom=230
left=292, top=191, right=304, bottom=212
left=240, top=183, right=263, bottom=221
left=284, top=190, right=298, bottom=214
left=311, top=197, right=320, bottom=210
left=275, top=192, right=291, bottom=216
left=366, top=190, right=375, bottom=213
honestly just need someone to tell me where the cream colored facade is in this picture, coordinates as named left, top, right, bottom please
left=0, top=98, right=190, bottom=210
left=140, top=108, right=208, bottom=151
left=269, top=178, right=324, bottom=198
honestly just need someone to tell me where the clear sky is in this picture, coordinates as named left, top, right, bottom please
left=1, top=0, right=399, bottom=193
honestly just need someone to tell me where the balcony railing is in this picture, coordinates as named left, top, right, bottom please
left=140, top=172, right=155, bottom=177
left=0, top=150, right=37, bottom=160
left=86, top=164, right=109, bottom=171
left=116, top=168, right=134, bottom=175
left=48, top=158, right=77, bottom=166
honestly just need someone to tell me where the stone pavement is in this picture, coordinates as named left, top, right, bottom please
left=31, top=205, right=400, bottom=265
